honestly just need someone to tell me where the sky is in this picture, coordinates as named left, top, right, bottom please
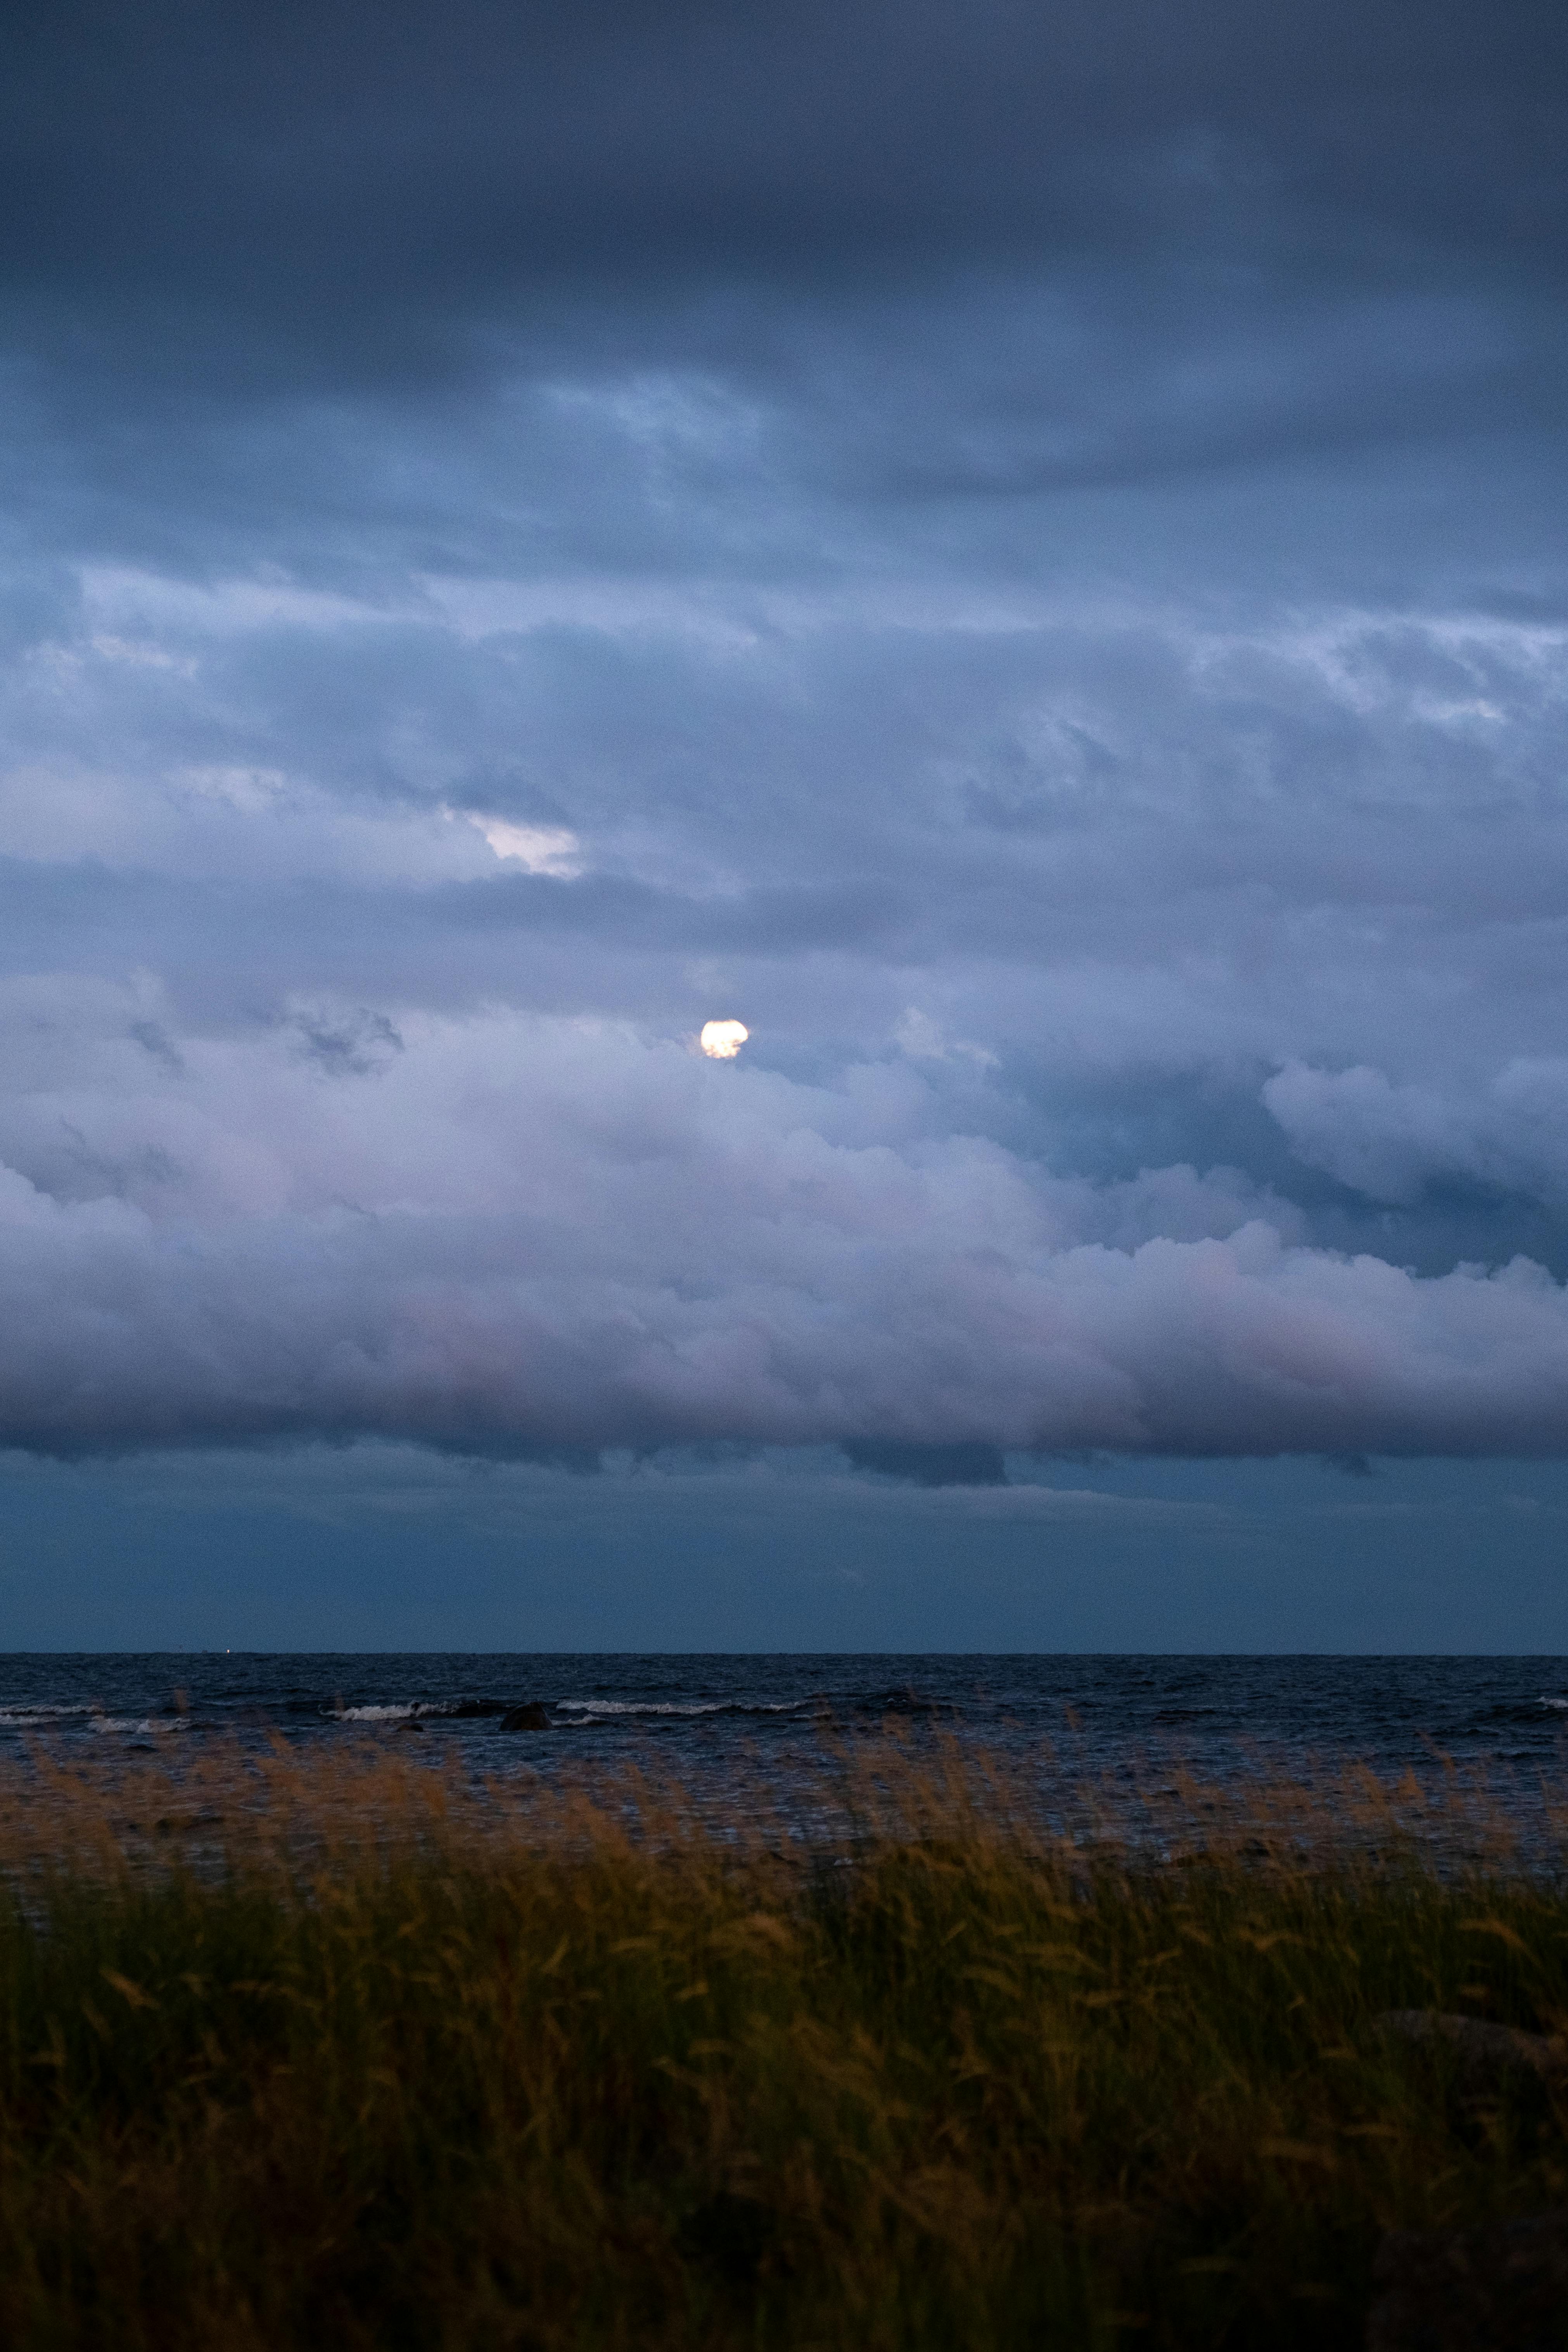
left=2, top=0, right=1567, bottom=1649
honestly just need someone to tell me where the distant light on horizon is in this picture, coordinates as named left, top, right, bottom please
left=700, top=1019, right=749, bottom=1059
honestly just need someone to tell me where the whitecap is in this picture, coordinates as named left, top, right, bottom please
left=88, top=1715, right=192, bottom=1736
left=551, top=1696, right=820, bottom=1720
left=0, top=1703, right=99, bottom=1726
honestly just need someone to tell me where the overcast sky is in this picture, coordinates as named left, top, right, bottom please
left=2, top=0, right=1567, bottom=1647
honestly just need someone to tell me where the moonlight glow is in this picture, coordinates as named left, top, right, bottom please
left=700, top=1020, right=749, bottom=1060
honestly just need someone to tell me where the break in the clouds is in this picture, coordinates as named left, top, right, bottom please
left=0, top=0, right=1565, bottom=1467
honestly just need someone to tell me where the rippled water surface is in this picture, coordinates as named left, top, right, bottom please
left=3, top=1654, right=1566, bottom=1793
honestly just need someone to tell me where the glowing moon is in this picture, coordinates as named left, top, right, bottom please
left=700, top=1019, right=749, bottom=1059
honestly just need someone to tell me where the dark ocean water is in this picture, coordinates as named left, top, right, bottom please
left=3, top=1655, right=1567, bottom=1795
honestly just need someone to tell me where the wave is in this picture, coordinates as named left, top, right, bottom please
left=550, top=1689, right=956, bottom=1723
left=551, top=1697, right=828, bottom=1721
left=1478, top=1696, right=1568, bottom=1717
left=0, top=1704, right=194, bottom=1736
left=0, top=1703, right=101, bottom=1726
left=1, top=1685, right=958, bottom=1736
left=88, top=1715, right=194, bottom=1736
left=326, top=1697, right=505, bottom=1723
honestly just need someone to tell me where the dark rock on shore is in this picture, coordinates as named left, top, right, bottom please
left=1373, top=2011, right=1568, bottom=2096
left=1366, top=2208, right=1568, bottom=2350
left=500, top=1703, right=550, bottom=1731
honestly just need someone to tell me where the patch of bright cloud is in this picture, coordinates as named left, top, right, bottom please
left=463, top=814, right=581, bottom=876
left=894, top=1008, right=997, bottom=1067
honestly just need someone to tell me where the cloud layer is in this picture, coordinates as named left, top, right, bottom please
left=0, top=2, right=1565, bottom=1464
left=2, top=989, right=1567, bottom=1457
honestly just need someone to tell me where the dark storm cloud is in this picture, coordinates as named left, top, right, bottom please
left=843, top=1441, right=1009, bottom=1489
left=2, top=0, right=1565, bottom=521
left=6, top=0, right=1565, bottom=324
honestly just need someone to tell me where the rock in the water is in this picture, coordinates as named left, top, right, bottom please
left=1366, top=2209, right=1568, bottom=2350
left=500, top=1702, right=550, bottom=1731
left=1373, top=2011, right=1568, bottom=2096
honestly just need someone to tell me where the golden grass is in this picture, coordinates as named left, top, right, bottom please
left=0, top=1735, right=1564, bottom=2349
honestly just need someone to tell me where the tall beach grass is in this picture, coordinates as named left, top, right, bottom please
left=0, top=1734, right=1564, bottom=2348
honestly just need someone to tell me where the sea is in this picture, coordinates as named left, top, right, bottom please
left=1, top=1654, right=1566, bottom=1804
